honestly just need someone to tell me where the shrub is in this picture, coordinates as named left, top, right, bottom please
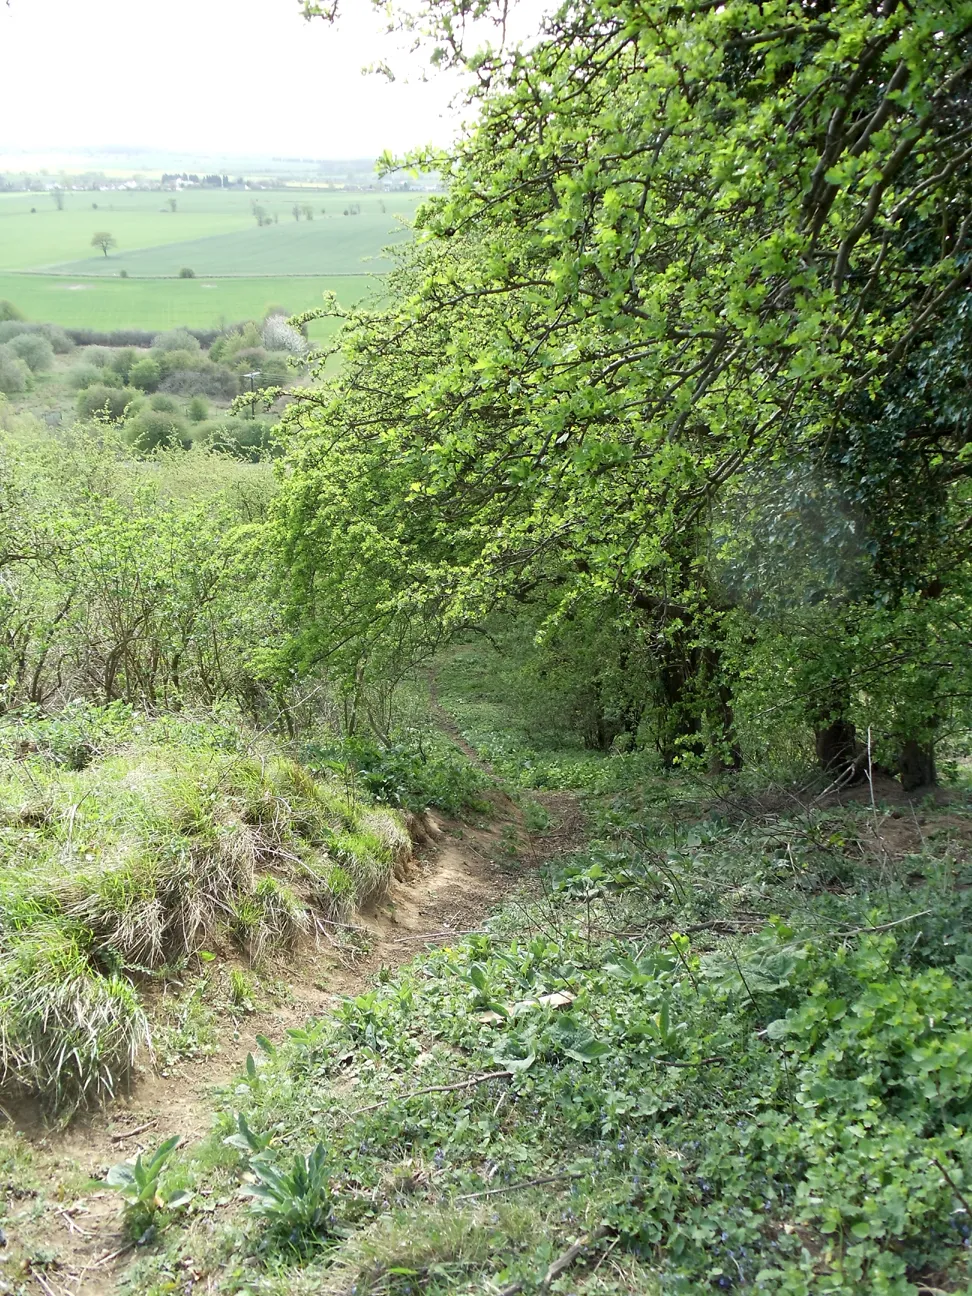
left=187, top=395, right=209, bottom=422
left=178, top=267, right=195, bottom=279
left=80, top=346, right=114, bottom=369
left=67, top=363, right=105, bottom=392
left=305, top=736, right=491, bottom=814
left=149, top=393, right=179, bottom=412
left=210, top=321, right=262, bottom=364
left=262, top=314, right=307, bottom=356
left=159, top=365, right=239, bottom=400
left=38, top=323, right=73, bottom=354
left=229, top=345, right=269, bottom=374
left=0, top=322, right=30, bottom=346
left=155, top=347, right=206, bottom=378
left=7, top=333, right=55, bottom=373
left=76, top=384, right=139, bottom=423
left=109, top=348, right=138, bottom=381
left=152, top=328, right=201, bottom=353
left=249, top=353, right=290, bottom=383
left=128, top=356, right=161, bottom=392
left=0, top=347, right=30, bottom=395
left=0, top=322, right=69, bottom=352
left=0, top=300, right=24, bottom=322
left=124, top=408, right=189, bottom=452
left=66, top=329, right=170, bottom=347
left=194, top=415, right=277, bottom=461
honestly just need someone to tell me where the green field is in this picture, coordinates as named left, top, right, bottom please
left=0, top=272, right=377, bottom=337
left=0, top=188, right=423, bottom=332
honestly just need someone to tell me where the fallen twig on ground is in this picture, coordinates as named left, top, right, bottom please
left=839, top=910, right=930, bottom=937
left=456, top=1171, right=575, bottom=1202
left=352, top=1069, right=513, bottom=1115
left=496, top=1224, right=613, bottom=1295
left=109, top=1119, right=157, bottom=1143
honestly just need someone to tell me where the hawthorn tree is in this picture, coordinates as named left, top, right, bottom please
left=283, top=0, right=972, bottom=778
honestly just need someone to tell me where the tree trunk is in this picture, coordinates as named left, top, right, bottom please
left=815, top=718, right=859, bottom=774
left=657, top=643, right=705, bottom=767
left=898, top=738, right=936, bottom=791
left=705, top=646, right=742, bottom=773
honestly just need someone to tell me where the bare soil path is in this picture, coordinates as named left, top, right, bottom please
left=4, top=785, right=584, bottom=1296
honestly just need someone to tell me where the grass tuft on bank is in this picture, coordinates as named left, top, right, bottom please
left=0, top=706, right=407, bottom=1111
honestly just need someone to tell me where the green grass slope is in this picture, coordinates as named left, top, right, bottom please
left=108, top=650, right=972, bottom=1296
left=0, top=707, right=409, bottom=1111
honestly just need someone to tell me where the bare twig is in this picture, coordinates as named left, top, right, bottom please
left=543, top=1226, right=612, bottom=1287
left=352, top=1069, right=513, bottom=1115
left=109, top=1118, right=157, bottom=1142
left=866, top=727, right=877, bottom=819
left=932, top=1156, right=972, bottom=1219
left=29, top=1270, right=61, bottom=1296
left=812, top=760, right=862, bottom=804
left=89, top=1241, right=136, bottom=1271
left=651, top=1054, right=725, bottom=1068
left=496, top=1224, right=612, bottom=1296
left=457, top=1171, right=575, bottom=1202
left=389, top=929, right=489, bottom=944
left=839, top=910, right=930, bottom=938
left=55, top=1206, right=92, bottom=1237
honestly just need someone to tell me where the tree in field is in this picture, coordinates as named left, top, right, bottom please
left=284, top=0, right=972, bottom=783
left=51, top=189, right=64, bottom=211
left=300, top=204, right=314, bottom=221
left=91, top=231, right=117, bottom=258
left=292, top=204, right=301, bottom=221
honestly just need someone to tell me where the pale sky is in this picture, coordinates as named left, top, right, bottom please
left=0, top=0, right=543, bottom=161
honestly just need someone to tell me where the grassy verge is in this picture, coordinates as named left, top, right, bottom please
left=89, top=644, right=972, bottom=1296
left=104, top=788, right=972, bottom=1296
left=0, top=704, right=409, bottom=1112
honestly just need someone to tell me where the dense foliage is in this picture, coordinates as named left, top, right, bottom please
left=0, top=428, right=284, bottom=715
left=0, top=5, right=971, bottom=1292
left=281, top=0, right=972, bottom=783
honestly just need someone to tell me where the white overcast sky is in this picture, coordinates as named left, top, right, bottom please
left=0, top=0, right=546, bottom=160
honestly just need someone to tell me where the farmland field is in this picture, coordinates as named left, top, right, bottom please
left=0, top=272, right=376, bottom=336
left=0, top=188, right=423, bottom=332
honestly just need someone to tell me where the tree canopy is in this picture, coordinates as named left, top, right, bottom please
left=280, top=0, right=972, bottom=780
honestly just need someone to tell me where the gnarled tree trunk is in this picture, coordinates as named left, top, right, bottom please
left=898, top=738, right=936, bottom=791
